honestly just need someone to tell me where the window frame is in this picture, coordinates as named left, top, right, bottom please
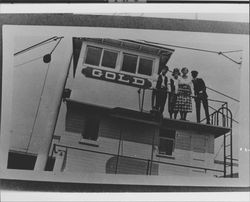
left=120, top=52, right=155, bottom=77
left=84, top=45, right=103, bottom=66
left=81, top=115, right=100, bottom=142
left=158, top=130, right=176, bottom=156
left=120, top=52, right=139, bottom=74
left=101, top=49, right=119, bottom=69
left=83, top=43, right=157, bottom=78
left=83, top=44, right=120, bottom=71
left=137, top=56, right=155, bottom=76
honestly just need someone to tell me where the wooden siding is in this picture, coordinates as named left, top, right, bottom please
left=99, top=118, right=156, bottom=145
left=175, top=130, right=214, bottom=154
left=98, top=118, right=121, bottom=139
left=64, top=148, right=110, bottom=173
left=120, top=141, right=152, bottom=159
left=56, top=108, right=217, bottom=176
left=192, top=134, right=206, bottom=153
left=106, top=156, right=158, bottom=175
left=175, top=132, right=191, bottom=151
left=60, top=135, right=119, bottom=155
left=65, top=107, right=86, bottom=133
left=159, top=164, right=190, bottom=176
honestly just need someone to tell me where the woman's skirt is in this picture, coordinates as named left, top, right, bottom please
left=173, top=84, right=192, bottom=112
left=168, top=93, right=177, bottom=114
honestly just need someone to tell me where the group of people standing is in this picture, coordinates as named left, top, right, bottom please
left=151, top=66, right=210, bottom=124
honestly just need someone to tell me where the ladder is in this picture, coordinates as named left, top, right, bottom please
left=218, top=106, right=233, bottom=177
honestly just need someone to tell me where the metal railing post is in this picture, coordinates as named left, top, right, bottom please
left=229, top=108, right=233, bottom=177
left=226, top=102, right=229, bottom=127
left=146, top=159, right=150, bottom=175
left=115, top=125, right=123, bottom=174
left=141, top=88, right=146, bottom=112
left=223, top=133, right=226, bottom=177
left=216, top=112, right=218, bottom=126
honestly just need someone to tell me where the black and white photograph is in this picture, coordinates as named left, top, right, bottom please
left=0, top=9, right=249, bottom=200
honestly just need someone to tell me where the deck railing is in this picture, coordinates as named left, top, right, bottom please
left=138, top=88, right=230, bottom=128
left=137, top=88, right=236, bottom=177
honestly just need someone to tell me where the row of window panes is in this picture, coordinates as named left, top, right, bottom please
left=84, top=45, right=154, bottom=76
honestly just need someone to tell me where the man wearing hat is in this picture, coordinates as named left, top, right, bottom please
left=191, top=70, right=210, bottom=124
left=155, top=66, right=169, bottom=115
left=168, top=68, right=180, bottom=119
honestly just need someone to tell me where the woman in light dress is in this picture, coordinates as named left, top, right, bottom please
left=173, top=67, right=193, bottom=121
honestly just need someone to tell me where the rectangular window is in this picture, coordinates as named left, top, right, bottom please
left=85, top=46, right=102, bottom=66
left=121, top=53, right=154, bottom=76
left=101, top=50, right=118, bottom=69
left=65, top=101, right=100, bottom=141
left=121, top=53, right=138, bottom=74
left=84, top=45, right=155, bottom=76
left=138, top=57, right=153, bottom=76
left=158, top=129, right=176, bottom=156
left=8, top=151, right=37, bottom=170
left=82, top=116, right=100, bottom=141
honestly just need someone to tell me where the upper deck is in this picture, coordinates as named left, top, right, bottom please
left=66, top=98, right=231, bottom=138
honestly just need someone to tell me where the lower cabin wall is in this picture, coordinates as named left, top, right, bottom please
left=54, top=110, right=219, bottom=176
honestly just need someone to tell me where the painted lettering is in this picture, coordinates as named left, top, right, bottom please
left=105, top=72, right=116, bottom=80
left=132, top=77, right=145, bottom=86
left=92, top=69, right=103, bottom=78
left=117, top=74, right=130, bottom=83
left=82, top=67, right=151, bottom=89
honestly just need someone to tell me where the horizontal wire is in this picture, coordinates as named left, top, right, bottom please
left=221, top=50, right=243, bottom=53
left=141, top=39, right=241, bottom=103
left=141, top=40, right=242, bottom=65
left=141, top=39, right=218, bottom=54
left=207, top=86, right=240, bottom=103
left=142, top=39, right=241, bottom=102
left=14, top=37, right=64, bottom=68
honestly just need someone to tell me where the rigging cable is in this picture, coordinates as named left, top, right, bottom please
left=140, top=40, right=242, bottom=65
left=218, top=52, right=242, bottom=65
left=14, top=37, right=64, bottom=67
left=14, top=36, right=58, bottom=56
left=221, top=50, right=243, bottom=54
left=206, top=87, right=240, bottom=103
left=50, top=37, right=63, bottom=55
left=139, top=39, right=241, bottom=103
left=26, top=62, right=51, bottom=153
left=25, top=37, right=64, bottom=152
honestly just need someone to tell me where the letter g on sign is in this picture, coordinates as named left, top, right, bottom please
left=92, top=69, right=103, bottom=78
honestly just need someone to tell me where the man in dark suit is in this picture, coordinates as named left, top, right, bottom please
left=155, top=66, right=169, bottom=114
left=191, top=70, right=210, bottom=124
